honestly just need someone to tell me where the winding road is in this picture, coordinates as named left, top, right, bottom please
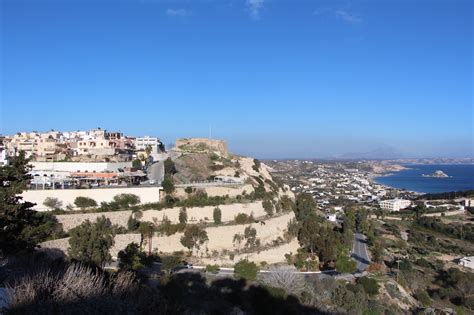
left=351, top=232, right=371, bottom=273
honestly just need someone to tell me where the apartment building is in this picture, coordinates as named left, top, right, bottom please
left=135, top=136, right=162, bottom=154
left=379, top=199, right=412, bottom=211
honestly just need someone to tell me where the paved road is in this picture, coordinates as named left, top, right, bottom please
left=351, top=232, right=371, bottom=273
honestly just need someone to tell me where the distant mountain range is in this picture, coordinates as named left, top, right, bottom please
left=335, top=146, right=406, bottom=160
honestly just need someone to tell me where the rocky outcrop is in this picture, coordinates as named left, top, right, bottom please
left=175, top=138, right=229, bottom=157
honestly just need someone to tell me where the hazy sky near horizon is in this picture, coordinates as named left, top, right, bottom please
left=1, top=0, right=473, bottom=158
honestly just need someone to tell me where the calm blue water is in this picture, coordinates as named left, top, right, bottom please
left=374, top=164, right=474, bottom=193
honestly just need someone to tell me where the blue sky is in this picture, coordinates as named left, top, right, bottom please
left=1, top=0, right=473, bottom=158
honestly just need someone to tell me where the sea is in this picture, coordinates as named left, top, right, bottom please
left=374, top=164, right=474, bottom=194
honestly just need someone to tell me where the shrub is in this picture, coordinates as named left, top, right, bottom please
left=132, top=159, right=142, bottom=169
left=234, top=260, right=259, bottom=281
left=74, top=196, right=98, bottom=209
left=357, top=277, right=379, bottom=296
left=252, top=159, right=261, bottom=172
left=161, top=252, right=184, bottom=272
left=164, top=158, right=177, bottom=175
left=127, top=215, right=140, bottom=231
left=335, top=253, right=357, bottom=273
left=118, top=242, right=149, bottom=271
left=184, top=187, right=193, bottom=194
left=179, top=207, right=188, bottom=224
left=213, top=207, right=222, bottom=224
left=162, top=176, right=175, bottom=195
left=205, top=264, right=220, bottom=274
left=43, top=197, right=63, bottom=210
left=234, top=213, right=254, bottom=224
left=415, top=290, right=431, bottom=307
left=262, top=199, right=274, bottom=216
left=68, top=216, right=115, bottom=267
left=209, top=153, right=220, bottom=161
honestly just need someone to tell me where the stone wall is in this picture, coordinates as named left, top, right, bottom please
left=41, top=212, right=296, bottom=263
left=140, top=201, right=266, bottom=224
left=56, top=210, right=132, bottom=231
left=22, top=187, right=161, bottom=211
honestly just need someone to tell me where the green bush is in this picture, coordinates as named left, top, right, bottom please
left=205, top=264, right=220, bottom=274
left=234, top=259, right=259, bottom=281
left=74, top=196, right=98, bottom=209
left=335, top=253, right=357, bottom=273
left=43, top=197, right=63, bottom=210
left=262, top=199, right=274, bottom=216
left=358, top=277, right=379, bottom=296
left=415, top=290, right=431, bottom=307
left=113, top=193, right=141, bottom=208
left=213, top=207, right=222, bottom=224
left=234, top=213, right=254, bottom=224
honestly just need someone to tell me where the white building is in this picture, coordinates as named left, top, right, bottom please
left=463, top=198, right=474, bottom=208
left=135, top=136, right=162, bottom=154
left=379, top=199, right=412, bottom=211
left=326, top=214, right=337, bottom=222
left=458, top=256, right=474, bottom=270
left=0, top=143, right=8, bottom=166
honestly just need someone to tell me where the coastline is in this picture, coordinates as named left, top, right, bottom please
left=370, top=164, right=474, bottom=195
left=368, top=164, right=421, bottom=195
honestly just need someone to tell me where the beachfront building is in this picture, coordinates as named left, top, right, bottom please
left=379, top=198, right=412, bottom=211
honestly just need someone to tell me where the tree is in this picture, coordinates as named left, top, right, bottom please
left=294, top=193, right=316, bottom=221
left=179, top=207, right=188, bottom=224
left=74, top=196, right=98, bottom=209
left=162, top=175, right=175, bottom=195
left=43, top=197, right=62, bottom=210
left=180, top=225, right=208, bottom=254
left=132, top=159, right=142, bottom=169
left=185, top=186, right=193, bottom=194
left=118, top=242, right=148, bottom=271
left=138, top=222, right=155, bottom=255
left=113, top=193, right=140, bottom=208
left=213, top=207, right=222, bottom=224
left=164, top=158, right=177, bottom=175
left=262, top=199, right=274, bottom=216
left=335, top=252, right=357, bottom=273
left=414, top=202, right=427, bottom=221
left=298, top=214, right=341, bottom=265
left=263, top=266, right=306, bottom=296
left=68, top=216, right=115, bottom=267
left=371, top=238, right=384, bottom=263
left=20, top=212, right=65, bottom=245
left=343, top=208, right=356, bottom=233
left=0, top=152, right=37, bottom=257
left=244, top=226, right=258, bottom=248
left=234, top=259, right=259, bottom=281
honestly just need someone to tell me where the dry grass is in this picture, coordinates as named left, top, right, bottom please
left=6, top=263, right=138, bottom=314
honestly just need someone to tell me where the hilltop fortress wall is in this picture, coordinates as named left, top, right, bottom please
left=174, top=138, right=229, bottom=157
